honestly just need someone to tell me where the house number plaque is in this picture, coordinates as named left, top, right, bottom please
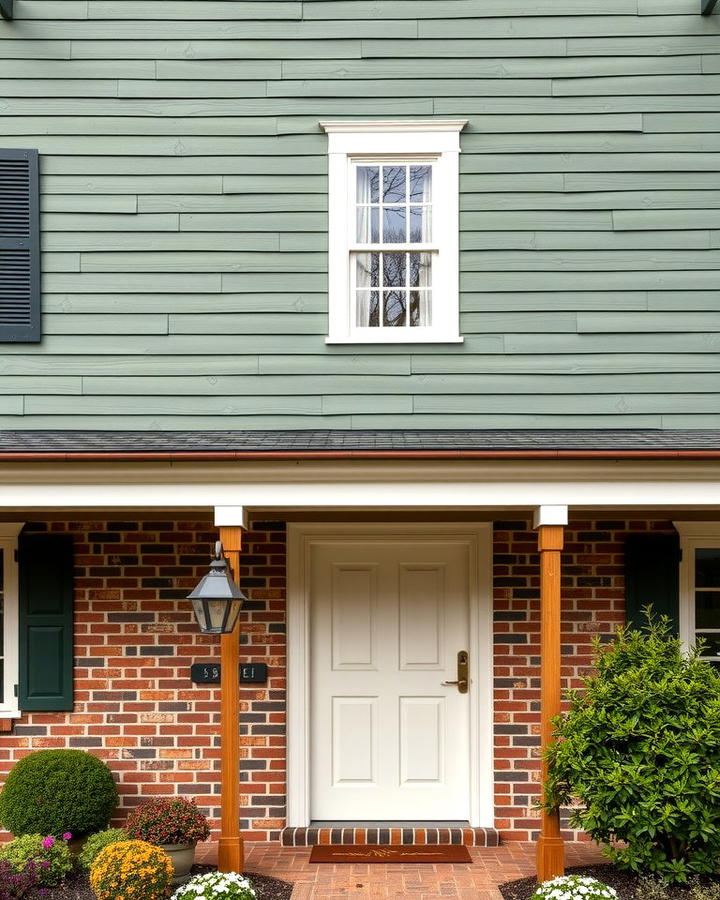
left=190, top=663, right=268, bottom=684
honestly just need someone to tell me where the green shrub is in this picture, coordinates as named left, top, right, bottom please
left=0, top=750, right=118, bottom=838
left=0, top=834, right=74, bottom=888
left=78, top=829, right=129, bottom=872
left=545, top=613, right=720, bottom=882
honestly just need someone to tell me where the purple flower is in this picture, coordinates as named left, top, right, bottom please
left=41, top=837, right=54, bottom=849
left=62, top=832, right=72, bottom=841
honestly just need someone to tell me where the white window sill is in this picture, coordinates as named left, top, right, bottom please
left=326, top=334, right=464, bottom=345
left=0, top=710, right=21, bottom=720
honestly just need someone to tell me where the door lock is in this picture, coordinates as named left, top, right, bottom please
left=442, top=650, right=469, bottom=694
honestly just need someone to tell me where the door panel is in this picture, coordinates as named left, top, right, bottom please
left=310, top=539, right=471, bottom=821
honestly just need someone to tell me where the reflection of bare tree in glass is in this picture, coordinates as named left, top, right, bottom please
left=383, top=166, right=405, bottom=203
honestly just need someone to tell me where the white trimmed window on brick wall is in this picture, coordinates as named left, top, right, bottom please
left=676, top=522, right=720, bottom=664
left=0, top=524, right=23, bottom=718
left=321, top=120, right=466, bottom=345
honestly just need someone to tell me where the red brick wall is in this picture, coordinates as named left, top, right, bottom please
left=0, top=514, right=675, bottom=845
left=0, top=517, right=287, bottom=844
left=492, top=516, right=675, bottom=842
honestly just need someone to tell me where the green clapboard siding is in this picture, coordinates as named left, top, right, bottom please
left=0, top=3, right=719, bottom=429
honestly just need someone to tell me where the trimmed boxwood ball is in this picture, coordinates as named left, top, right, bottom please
left=0, top=749, right=118, bottom=838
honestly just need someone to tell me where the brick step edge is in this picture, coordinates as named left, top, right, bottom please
left=281, top=826, right=500, bottom=847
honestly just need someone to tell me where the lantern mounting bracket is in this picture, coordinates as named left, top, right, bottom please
left=0, top=1, right=13, bottom=21
left=702, top=0, right=718, bottom=14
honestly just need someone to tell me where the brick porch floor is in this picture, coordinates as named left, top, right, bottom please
left=196, top=840, right=607, bottom=899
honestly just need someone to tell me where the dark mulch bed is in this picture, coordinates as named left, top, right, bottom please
left=500, top=864, right=720, bottom=900
left=37, top=864, right=293, bottom=900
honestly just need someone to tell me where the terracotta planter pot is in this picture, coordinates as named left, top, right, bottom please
left=159, top=842, right=196, bottom=885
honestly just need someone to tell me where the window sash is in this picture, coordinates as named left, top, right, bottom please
left=350, top=160, right=436, bottom=332
left=324, top=121, right=464, bottom=345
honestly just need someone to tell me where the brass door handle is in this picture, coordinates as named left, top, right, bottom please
left=442, top=651, right=469, bottom=694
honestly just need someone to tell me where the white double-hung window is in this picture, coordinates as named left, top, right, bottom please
left=676, top=522, right=720, bottom=663
left=322, top=120, right=466, bottom=344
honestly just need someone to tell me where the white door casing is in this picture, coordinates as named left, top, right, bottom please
left=287, top=523, right=493, bottom=827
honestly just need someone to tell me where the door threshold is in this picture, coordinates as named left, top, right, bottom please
left=281, top=824, right=500, bottom=847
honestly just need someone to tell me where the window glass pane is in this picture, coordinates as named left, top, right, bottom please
left=410, top=291, right=431, bottom=327
left=384, top=291, right=406, bottom=327
left=356, top=207, right=379, bottom=244
left=696, top=632, right=720, bottom=659
left=409, top=252, right=432, bottom=288
left=356, top=252, right=379, bottom=289
left=696, top=592, right=720, bottom=630
left=696, top=549, right=720, bottom=588
left=383, top=207, right=406, bottom=244
left=382, top=166, right=406, bottom=203
left=356, top=291, right=380, bottom=327
left=357, top=166, right=379, bottom=204
left=382, top=252, right=406, bottom=288
left=410, top=165, right=432, bottom=202
left=409, top=206, right=431, bottom=243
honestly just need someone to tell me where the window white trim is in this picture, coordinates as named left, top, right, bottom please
left=675, top=521, right=720, bottom=658
left=0, top=523, right=24, bottom=719
left=322, top=120, right=466, bottom=345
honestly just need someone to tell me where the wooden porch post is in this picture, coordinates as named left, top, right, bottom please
left=218, top=523, right=245, bottom=874
left=534, top=505, right=568, bottom=884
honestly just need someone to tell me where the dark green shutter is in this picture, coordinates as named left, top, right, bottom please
left=0, top=149, right=40, bottom=343
left=18, top=533, right=74, bottom=711
left=624, top=533, right=680, bottom=635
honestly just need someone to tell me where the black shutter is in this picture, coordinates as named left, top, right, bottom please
left=624, top=533, right=680, bottom=635
left=0, top=149, right=40, bottom=343
left=18, top=534, right=74, bottom=711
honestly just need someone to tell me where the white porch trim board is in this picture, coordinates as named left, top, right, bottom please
left=0, top=459, right=719, bottom=510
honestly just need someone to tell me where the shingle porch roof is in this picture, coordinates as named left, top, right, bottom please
left=0, top=429, right=718, bottom=455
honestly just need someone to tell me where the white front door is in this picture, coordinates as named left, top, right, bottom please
left=309, top=538, right=472, bottom=821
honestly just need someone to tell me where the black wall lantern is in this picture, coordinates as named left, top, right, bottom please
left=188, top=541, right=246, bottom=634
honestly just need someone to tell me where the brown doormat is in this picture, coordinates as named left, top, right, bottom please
left=309, top=844, right=472, bottom=864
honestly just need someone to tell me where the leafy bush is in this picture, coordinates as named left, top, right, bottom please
left=172, top=871, right=257, bottom=900
left=531, top=875, right=617, bottom=900
left=90, top=840, right=173, bottom=900
left=0, top=750, right=118, bottom=838
left=545, top=614, right=720, bottom=882
left=78, top=829, right=129, bottom=872
left=126, top=797, right=210, bottom=846
left=0, top=859, right=40, bottom=900
left=0, top=834, right=73, bottom=888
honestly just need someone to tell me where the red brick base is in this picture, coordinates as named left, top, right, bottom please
left=0, top=514, right=672, bottom=844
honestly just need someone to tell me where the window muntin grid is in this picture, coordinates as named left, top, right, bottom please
left=353, top=163, right=434, bottom=329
